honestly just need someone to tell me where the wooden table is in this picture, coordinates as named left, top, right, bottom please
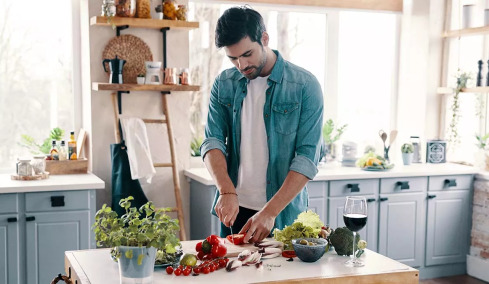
left=65, top=245, right=418, bottom=283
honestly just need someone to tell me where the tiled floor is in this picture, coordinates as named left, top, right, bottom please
left=420, top=275, right=488, bottom=284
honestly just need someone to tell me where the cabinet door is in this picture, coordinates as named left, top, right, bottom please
left=426, top=190, right=470, bottom=266
left=26, top=211, right=90, bottom=284
left=328, top=196, right=378, bottom=252
left=0, top=215, right=20, bottom=284
left=308, top=198, right=326, bottom=224
left=378, top=193, right=425, bottom=267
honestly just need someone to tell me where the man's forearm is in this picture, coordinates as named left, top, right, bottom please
left=262, top=170, right=309, bottom=217
left=203, top=149, right=236, bottom=194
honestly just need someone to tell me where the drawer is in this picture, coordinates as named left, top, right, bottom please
left=428, top=175, right=473, bottom=191
left=25, top=190, right=90, bottom=212
left=380, top=177, right=427, bottom=194
left=0, top=194, right=19, bottom=214
left=329, top=179, right=379, bottom=197
left=307, top=181, right=327, bottom=198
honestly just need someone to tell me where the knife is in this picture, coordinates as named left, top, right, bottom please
left=230, top=225, right=235, bottom=244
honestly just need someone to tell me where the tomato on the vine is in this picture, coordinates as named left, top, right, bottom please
left=174, top=268, right=182, bottom=276
left=166, top=266, right=173, bottom=274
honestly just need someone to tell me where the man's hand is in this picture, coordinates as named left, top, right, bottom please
left=239, top=209, right=276, bottom=243
left=214, top=194, right=239, bottom=227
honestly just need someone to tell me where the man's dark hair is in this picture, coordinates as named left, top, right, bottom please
left=215, top=6, right=266, bottom=48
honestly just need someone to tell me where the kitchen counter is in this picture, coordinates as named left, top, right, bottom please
left=184, top=163, right=480, bottom=186
left=65, top=246, right=418, bottom=283
left=0, top=173, right=105, bottom=193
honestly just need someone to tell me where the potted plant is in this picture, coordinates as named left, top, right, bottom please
left=401, top=143, right=414, bottom=165
left=19, top=127, right=65, bottom=155
left=92, top=196, right=180, bottom=283
left=137, top=74, right=146, bottom=85
left=322, top=119, right=347, bottom=162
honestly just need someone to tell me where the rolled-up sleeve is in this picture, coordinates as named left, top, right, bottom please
left=289, top=75, right=324, bottom=180
left=200, top=76, right=228, bottom=160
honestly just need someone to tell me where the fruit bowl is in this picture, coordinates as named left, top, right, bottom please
left=292, top=238, right=328, bottom=263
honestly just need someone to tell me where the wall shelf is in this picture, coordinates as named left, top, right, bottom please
left=92, top=82, right=199, bottom=92
left=90, top=16, right=199, bottom=30
left=437, top=86, right=489, bottom=94
left=443, top=26, right=489, bottom=38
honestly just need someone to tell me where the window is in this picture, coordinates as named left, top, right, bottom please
left=0, top=0, right=80, bottom=171
left=188, top=2, right=400, bottom=158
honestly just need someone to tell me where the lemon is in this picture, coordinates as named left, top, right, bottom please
left=180, top=253, right=197, bottom=267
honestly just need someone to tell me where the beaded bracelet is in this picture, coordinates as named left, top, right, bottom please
left=220, top=192, right=238, bottom=196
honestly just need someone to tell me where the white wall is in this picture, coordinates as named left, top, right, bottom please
left=86, top=0, right=192, bottom=237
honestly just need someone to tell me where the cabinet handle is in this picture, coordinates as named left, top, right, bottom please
left=347, top=183, right=360, bottom=192
left=26, top=216, right=35, bottom=222
left=428, top=195, right=437, bottom=199
left=7, top=217, right=17, bottom=223
left=444, top=179, right=457, bottom=187
left=367, top=198, right=376, bottom=203
left=396, top=181, right=410, bottom=190
left=51, top=195, right=65, bottom=207
left=380, top=197, right=388, bottom=201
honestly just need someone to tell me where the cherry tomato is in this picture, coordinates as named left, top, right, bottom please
left=196, top=241, right=203, bottom=252
left=209, top=264, right=215, bottom=272
left=211, top=243, right=227, bottom=258
left=193, top=267, right=201, bottom=274
left=202, top=266, right=210, bottom=274
left=218, top=259, right=226, bottom=268
left=226, top=234, right=245, bottom=245
left=206, top=234, right=221, bottom=246
left=183, top=268, right=191, bottom=276
left=177, top=265, right=184, bottom=270
left=174, top=268, right=182, bottom=276
left=166, top=266, right=174, bottom=274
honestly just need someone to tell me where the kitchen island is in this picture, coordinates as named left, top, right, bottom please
left=64, top=246, right=418, bottom=283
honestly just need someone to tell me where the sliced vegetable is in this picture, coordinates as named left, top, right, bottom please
left=226, top=234, right=245, bottom=245
left=281, top=250, right=297, bottom=258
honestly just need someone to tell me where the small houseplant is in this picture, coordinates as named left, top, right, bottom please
left=322, top=119, right=347, bottom=162
left=137, top=73, right=146, bottom=85
left=475, top=133, right=489, bottom=170
left=19, top=127, right=65, bottom=154
left=401, top=143, right=414, bottom=165
left=92, top=196, right=180, bottom=282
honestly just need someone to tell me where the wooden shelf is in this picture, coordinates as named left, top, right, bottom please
left=443, top=26, right=489, bottom=38
left=437, top=86, right=489, bottom=93
left=90, top=16, right=199, bottom=30
left=92, top=82, right=200, bottom=92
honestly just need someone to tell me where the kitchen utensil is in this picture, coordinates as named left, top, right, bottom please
left=163, top=67, right=178, bottom=85
left=389, top=130, right=398, bottom=145
left=145, top=61, right=163, bottom=85
left=103, top=55, right=126, bottom=84
left=379, top=130, right=389, bottom=161
left=103, top=35, right=153, bottom=84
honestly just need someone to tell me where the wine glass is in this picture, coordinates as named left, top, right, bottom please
left=343, top=196, right=368, bottom=267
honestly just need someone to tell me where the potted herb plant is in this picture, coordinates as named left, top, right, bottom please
left=401, top=143, right=414, bottom=165
left=322, top=119, right=347, bottom=162
left=92, top=196, right=180, bottom=283
left=137, top=74, right=146, bottom=85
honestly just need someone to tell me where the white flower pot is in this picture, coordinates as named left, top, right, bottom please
left=402, top=153, right=413, bottom=165
left=137, top=77, right=145, bottom=84
left=117, top=246, right=156, bottom=284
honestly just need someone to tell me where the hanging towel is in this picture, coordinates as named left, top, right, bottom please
left=120, top=117, right=156, bottom=183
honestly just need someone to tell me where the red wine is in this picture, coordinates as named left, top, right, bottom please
left=343, top=213, right=367, bottom=232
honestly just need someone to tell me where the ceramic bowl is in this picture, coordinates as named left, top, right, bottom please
left=292, top=238, right=327, bottom=263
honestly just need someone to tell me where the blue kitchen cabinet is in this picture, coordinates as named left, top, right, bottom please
left=0, top=213, right=20, bottom=284
left=307, top=181, right=327, bottom=223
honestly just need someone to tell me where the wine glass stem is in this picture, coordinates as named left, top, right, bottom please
left=352, top=231, right=357, bottom=262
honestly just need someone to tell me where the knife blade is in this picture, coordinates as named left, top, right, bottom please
left=230, top=226, right=235, bottom=244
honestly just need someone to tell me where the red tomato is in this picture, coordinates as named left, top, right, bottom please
left=195, top=241, right=203, bottom=252
left=206, top=234, right=221, bottom=246
left=166, top=266, right=174, bottom=274
left=282, top=250, right=297, bottom=258
left=183, top=268, right=191, bottom=276
left=202, top=266, right=210, bottom=274
left=174, top=268, right=182, bottom=276
left=211, top=243, right=227, bottom=258
left=196, top=251, right=205, bottom=260
left=193, top=267, right=201, bottom=274
left=226, top=234, right=245, bottom=245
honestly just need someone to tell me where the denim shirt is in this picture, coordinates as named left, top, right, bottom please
left=200, top=50, right=324, bottom=230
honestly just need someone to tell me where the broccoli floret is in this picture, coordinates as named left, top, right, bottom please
left=329, top=227, right=360, bottom=256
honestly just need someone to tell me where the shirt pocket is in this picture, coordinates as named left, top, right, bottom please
left=272, top=102, right=300, bottom=135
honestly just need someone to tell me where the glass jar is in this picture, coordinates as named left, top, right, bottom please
left=31, top=155, right=46, bottom=175
left=18, top=159, right=32, bottom=176
left=116, top=0, right=136, bottom=17
left=163, top=0, right=176, bottom=20
left=136, top=0, right=151, bottom=18
left=176, top=5, right=187, bottom=21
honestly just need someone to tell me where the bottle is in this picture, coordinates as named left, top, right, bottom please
left=50, top=140, right=59, bottom=160
left=68, top=131, right=77, bottom=160
left=59, top=140, right=67, bottom=161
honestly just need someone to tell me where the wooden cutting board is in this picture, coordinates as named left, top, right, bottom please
left=181, top=239, right=265, bottom=257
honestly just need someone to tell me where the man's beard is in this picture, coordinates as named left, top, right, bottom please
left=241, top=47, right=267, bottom=80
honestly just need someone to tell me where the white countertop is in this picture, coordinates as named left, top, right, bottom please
left=66, top=247, right=417, bottom=284
left=0, top=173, right=105, bottom=193
left=184, top=163, right=480, bottom=186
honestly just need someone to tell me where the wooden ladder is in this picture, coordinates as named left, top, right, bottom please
left=111, top=91, right=187, bottom=241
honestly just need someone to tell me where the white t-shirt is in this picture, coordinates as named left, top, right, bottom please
left=236, top=75, right=269, bottom=210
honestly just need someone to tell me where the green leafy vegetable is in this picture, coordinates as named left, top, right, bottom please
left=273, top=210, right=324, bottom=250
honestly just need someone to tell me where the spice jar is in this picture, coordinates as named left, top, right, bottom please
left=163, top=0, right=177, bottom=20
left=115, top=0, right=136, bottom=17
left=31, top=155, right=46, bottom=175
left=136, top=0, right=151, bottom=18
left=176, top=5, right=187, bottom=21
left=18, top=159, right=32, bottom=177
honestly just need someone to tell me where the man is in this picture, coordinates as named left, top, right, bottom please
left=200, top=6, right=323, bottom=243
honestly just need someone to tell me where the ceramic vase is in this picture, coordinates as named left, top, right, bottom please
left=402, top=153, right=413, bottom=165
left=117, top=246, right=156, bottom=284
